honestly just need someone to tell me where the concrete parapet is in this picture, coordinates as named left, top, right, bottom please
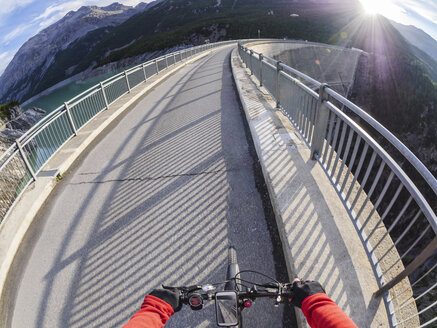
left=231, top=47, right=398, bottom=327
left=248, top=41, right=362, bottom=96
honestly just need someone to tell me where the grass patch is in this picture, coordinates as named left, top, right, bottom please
left=0, top=100, right=20, bottom=120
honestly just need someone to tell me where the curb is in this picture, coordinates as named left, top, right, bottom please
left=230, top=47, right=309, bottom=328
left=230, top=46, right=392, bottom=328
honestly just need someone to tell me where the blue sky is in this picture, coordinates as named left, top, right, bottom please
left=0, top=0, right=146, bottom=76
left=0, top=0, right=437, bottom=76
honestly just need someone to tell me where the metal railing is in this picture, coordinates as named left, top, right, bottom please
left=239, top=42, right=437, bottom=327
left=0, top=40, right=234, bottom=224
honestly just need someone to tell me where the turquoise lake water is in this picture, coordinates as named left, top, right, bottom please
left=23, top=67, right=129, bottom=115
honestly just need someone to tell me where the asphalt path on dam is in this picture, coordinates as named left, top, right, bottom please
left=11, top=46, right=295, bottom=327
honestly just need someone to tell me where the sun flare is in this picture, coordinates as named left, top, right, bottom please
left=360, top=0, right=381, bottom=15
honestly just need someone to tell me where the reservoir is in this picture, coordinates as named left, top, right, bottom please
left=23, top=67, right=128, bottom=114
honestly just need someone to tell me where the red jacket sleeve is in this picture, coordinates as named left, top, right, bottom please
left=122, top=295, right=174, bottom=328
left=301, top=293, right=358, bottom=328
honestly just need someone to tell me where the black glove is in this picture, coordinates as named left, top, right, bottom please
left=150, top=289, right=182, bottom=312
left=291, top=280, right=325, bottom=308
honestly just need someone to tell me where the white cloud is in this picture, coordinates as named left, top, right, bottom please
left=2, top=23, right=32, bottom=44
left=0, top=0, right=35, bottom=16
left=33, top=1, right=85, bottom=29
left=392, top=0, right=437, bottom=23
left=0, top=50, right=16, bottom=76
left=403, top=0, right=437, bottom=23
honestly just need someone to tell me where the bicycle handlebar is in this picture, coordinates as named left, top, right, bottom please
left=163, top=281, right=294, bottom=307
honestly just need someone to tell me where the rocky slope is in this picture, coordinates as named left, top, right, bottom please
left=0, top=2, right=153, bottom=103
left=0, top=106, right=45, bottom=153
left=0, top=0, right=363, bottom=104
left=1, top=1, right=435, bottom=187
left=390, top=20, right=437, bottom=61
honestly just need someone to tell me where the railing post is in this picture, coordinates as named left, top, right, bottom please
left=100, top=82, right=109, bottom=110
left=311, top=84, right=330, bottom=160
left=16, top=140, right=36, bottom=180
left=375, top=236, right=437, bottom=298
left=155, top=59, right=159, bottom=74
left=64, top=102, right=77, bottom=136
left=259, top=54, right=263, bottom=86
left=165, top=55, right=169, bottom=68
left=124, top=71, right=131, bottom=93
left=142, top=63, right=147, bottom=81
left=250, top=50, right=254, bottom=75
left=173, top=53, right=176, bottom=65
left=275, top=61, right=282, bottom=108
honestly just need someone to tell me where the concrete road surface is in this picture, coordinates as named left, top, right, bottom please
left=10, top=46, right=291, bottom=327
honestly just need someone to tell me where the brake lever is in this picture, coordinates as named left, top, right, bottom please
left=162, top=284, right=201, bottom=291
left=260, top=282, right=279, bottom=288
left=280, top=283, right=294, bottom=302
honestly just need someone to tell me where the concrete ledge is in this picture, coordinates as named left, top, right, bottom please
left=231, top=48, right=391, bottom=327
left=0, top=47, right=225, bottom=326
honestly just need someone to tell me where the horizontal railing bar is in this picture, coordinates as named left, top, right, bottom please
left=394, top=210, right=421, bottom=246
left=66, top=85, right=100, bottom=105
left=240, top=40, right=437, bottom=233
left=399, top=300, right=437, bottom=325
left=100, top=71, right=126, bottom=85
left=21, top=110, right=69, bottom=148
left=324, top=100, right=437, bottom=234
left=0, top=178, right=33, bottom=230
left=68, top=88, right=101, bottom=109
left=240, top=44, right=437, bottom=223
left=241, top=46, right=322, bottom=87
left=237, top=42, right=437, bottom=326
left=400, top=225, right=431, bottom=261
left=0, top=143, right=17, bottom=164
left=375, top=237, right=437, bottom=297
left=281, top=64, right=321, bottom=88
left=415, top=280, right=437, bottom=302
left=412, top=261, right=437, bottom=287
left=0, top=148, right=21, bottom=171
left=325, top=87, right=437, bottom=198
left=1, top=40, right=233, bottom=226
left=18, top=104, right=65, bottom=143
left=420, top=316, right=437, bottom=328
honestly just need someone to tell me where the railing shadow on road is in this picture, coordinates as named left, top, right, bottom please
left=164, top=78, right=223, bottom=100
left=0, top=41, right=234, bottom=225
left=32, top=54, right=231, bottom=328
left=255, top=104, right=381, bottom=327
left=31, top=46, right=283, bottom=328
left=238, top=41, right=437, bottom=327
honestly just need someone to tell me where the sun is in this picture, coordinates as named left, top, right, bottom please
left=360, top=0, right=381, bottom=15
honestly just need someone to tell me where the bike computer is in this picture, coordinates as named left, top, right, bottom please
left=215, top=291, right=239, bottom=326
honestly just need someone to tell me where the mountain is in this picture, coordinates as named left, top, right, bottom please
left=0, top=0, right=435, bottom=193
left=0, top=2, right=152, bottom=103
left=390, top=20, right=437, bottom=62
left=389, top=20, right=437, bottom=83
left=0, top=0, right=362, bottom=103
left=344, top=15, right=437, bottom=174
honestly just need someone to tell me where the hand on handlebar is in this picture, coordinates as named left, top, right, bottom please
left=290, top=279, right=326, bottom=308
left=149, top=289, right=182, bottom=312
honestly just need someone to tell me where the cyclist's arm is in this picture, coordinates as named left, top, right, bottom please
left=301, top=293, right=357, bottom=328
left=122, top=295, right=174, bottom=328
